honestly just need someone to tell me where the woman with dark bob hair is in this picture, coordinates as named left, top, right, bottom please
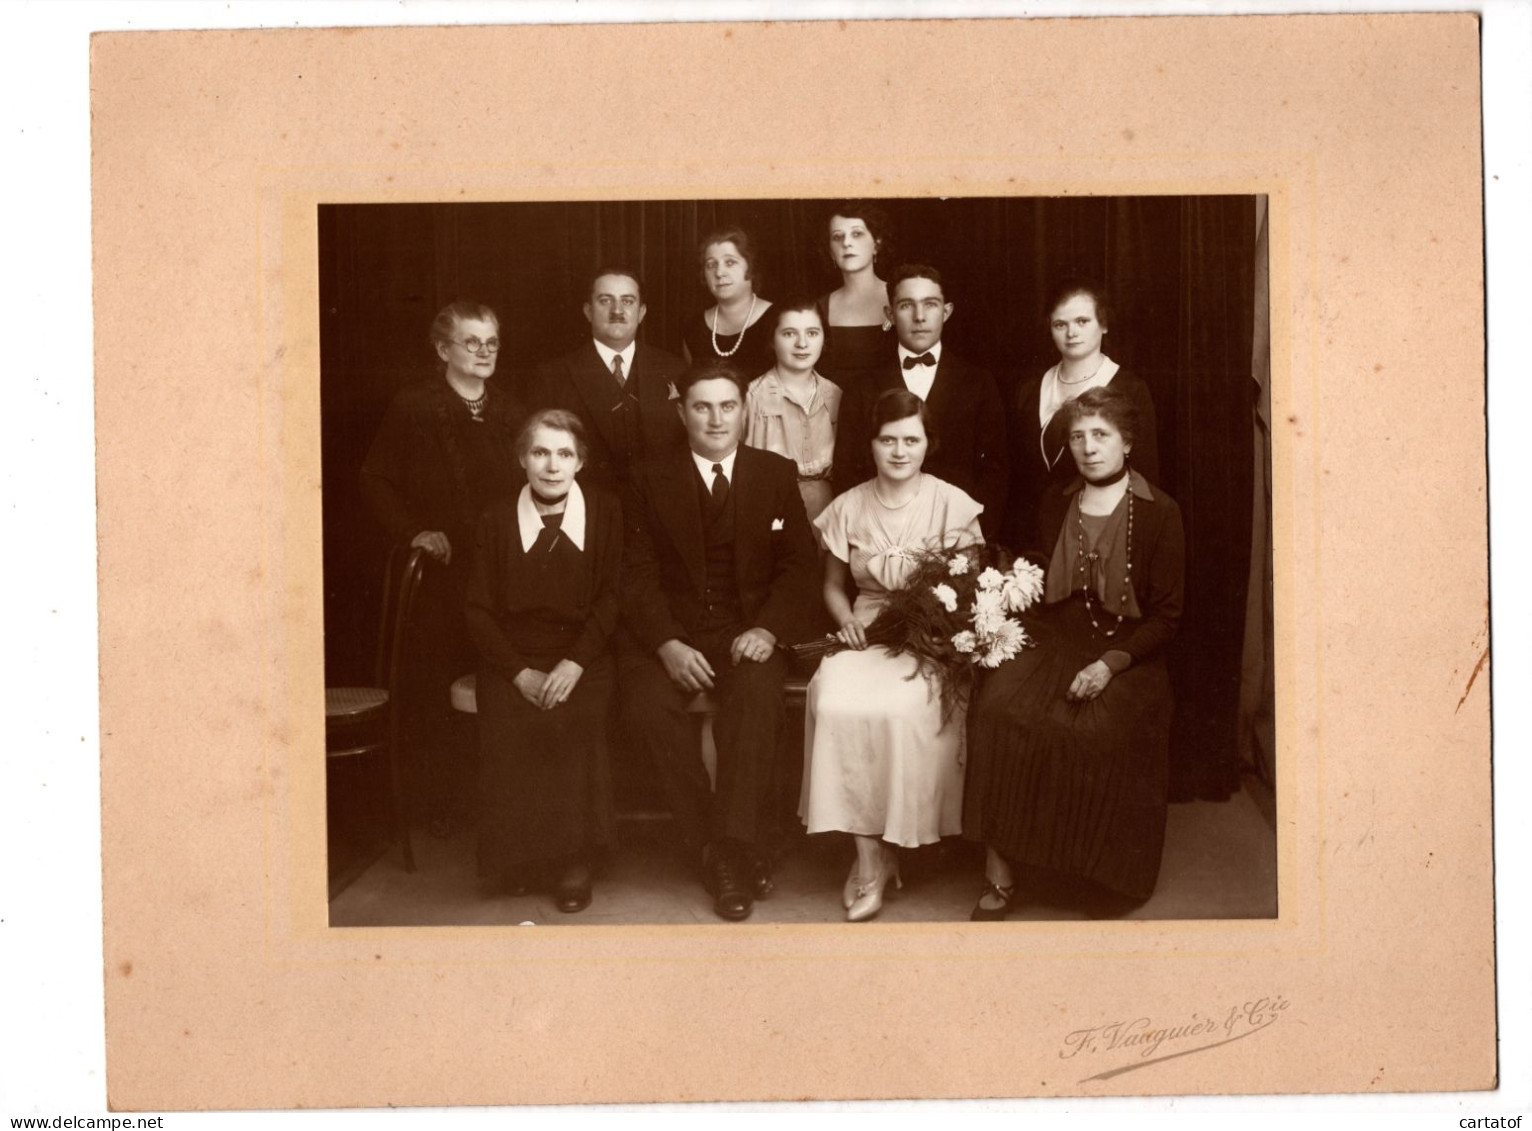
left=681, top=223, right=777, bottom=383
left=465, top=408, right=624, bottom=913
left=964, top=384, right=1184, bottom=919
left=1006, top=279, right=1160, bottom=552
left=743, top=295, right=843, bottom=521
left=816, top=202, right=896, bottom=390
left=800, top=388, right=984, bottom=922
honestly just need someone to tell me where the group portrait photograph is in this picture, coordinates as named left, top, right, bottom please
left=318, top=193, right=1278, bottom=928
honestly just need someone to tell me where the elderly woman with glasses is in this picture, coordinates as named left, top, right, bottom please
left=360, top=300, right=526, bottom=836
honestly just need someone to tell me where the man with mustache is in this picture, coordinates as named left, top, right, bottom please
left=523, top=267, right=686, bottom=493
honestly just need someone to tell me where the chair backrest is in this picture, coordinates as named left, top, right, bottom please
left=372, top=545, right=428, bottom=696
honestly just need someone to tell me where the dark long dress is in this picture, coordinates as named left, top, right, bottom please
left=815, top=295, right=896, bottom=394
left=681, top=306, right=778, bottom=383
left=964, top=472, right=1184, bottom=900
left=465, top=486, right=623, bottom=875
left=359, top=377, right=525, bottom=820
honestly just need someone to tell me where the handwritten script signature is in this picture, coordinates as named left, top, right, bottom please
left=1060, top=995, right=1290, bottom=1082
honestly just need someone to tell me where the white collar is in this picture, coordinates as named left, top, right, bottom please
left=1039, top=354, right=1120, bottom=431
left=591, top=339, right=636, bottom=374
left=517, top=480, right=587, bottom=552
left=690, top=446, right=738, bottom=484
left=897, top=339, right=944, bottom=366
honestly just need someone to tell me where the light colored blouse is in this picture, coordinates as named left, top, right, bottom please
left=814, top=475, right=983, bottom=621
left=743, top=369, right=842, bottom=482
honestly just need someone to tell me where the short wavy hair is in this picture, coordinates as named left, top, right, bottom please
left=515, top=408, right=590, bottom=464
left=1061, top=383, right=1138, bottom=448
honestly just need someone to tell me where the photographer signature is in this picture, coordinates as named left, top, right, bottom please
left=1060, top=995, right=1290, bottom=1082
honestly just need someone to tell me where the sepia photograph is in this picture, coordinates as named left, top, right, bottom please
left=319, top=195, right=1278, bottom=929
left=72, top=9, right=1507, bottom=1109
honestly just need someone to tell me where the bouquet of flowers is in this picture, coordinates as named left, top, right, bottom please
left=790, top=541, right=1047, bottom=721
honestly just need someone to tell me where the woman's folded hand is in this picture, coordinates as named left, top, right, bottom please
left=1066, top=659, right=1113, bottom=702
left=513, top=668, right=548, bottom=706
left=538, top=659, right=585, bottom=710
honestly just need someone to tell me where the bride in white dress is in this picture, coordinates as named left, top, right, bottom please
left=800, top=388, right=983, bottom=921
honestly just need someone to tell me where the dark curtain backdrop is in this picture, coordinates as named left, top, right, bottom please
left=320, top=196, right=1260, bottom=800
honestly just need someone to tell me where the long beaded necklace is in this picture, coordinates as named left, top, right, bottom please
left=710, top=293, right=757, bottom=358
left=1076, top=471, right=1134, bottom=637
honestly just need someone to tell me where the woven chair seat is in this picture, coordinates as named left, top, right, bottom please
left=326, top=687, right=388, bottom=719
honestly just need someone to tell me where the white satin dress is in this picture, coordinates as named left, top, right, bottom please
left=799, top=475, right=983, bottom=847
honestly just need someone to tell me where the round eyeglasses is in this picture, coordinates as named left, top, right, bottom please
left=453, top=337, right=500, bottom=354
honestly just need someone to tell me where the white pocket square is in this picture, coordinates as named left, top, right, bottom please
left=771, top=518, right=785, bottom=531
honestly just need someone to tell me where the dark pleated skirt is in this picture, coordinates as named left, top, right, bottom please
left=963, top=597, right=1173, bottom=900
left=476, top=654, right=616, bottom=876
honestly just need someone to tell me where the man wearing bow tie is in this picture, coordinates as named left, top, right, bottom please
left=832, top=264, right=1010, bottom=539
left=619, top=358, right=818, bottom=921
left=521, top=267, right=686, bottom=493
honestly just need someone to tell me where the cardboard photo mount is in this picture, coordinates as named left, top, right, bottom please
left=93, top=15, right=1493, bottom=1107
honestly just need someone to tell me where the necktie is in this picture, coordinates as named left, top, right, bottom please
left=710, top=463, right=729, bottom=508
left=531, top=514, right=563, bottom=555
left=611, top=354, right=625, bottom=385
left=902, top=352, right=936, bottom=370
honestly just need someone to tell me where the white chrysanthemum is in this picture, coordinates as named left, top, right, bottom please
left=976, top=567, right=1005, bottom=592
left=931, top=583, right=959, bottom=613
left=1002, top=559, right=1047, bottom=612
left=979, top=618, right=1029, bottom=667
left=951, top=630, right=977, bottom=654
left=948, top=554, right=971, bottom=576
left=971, top=589, right=1007, bottom=635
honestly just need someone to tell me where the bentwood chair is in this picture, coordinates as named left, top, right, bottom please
left=325, top=544, right=426, bottom=876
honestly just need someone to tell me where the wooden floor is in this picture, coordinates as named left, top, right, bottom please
left=328, top=779, right=1278, bottom=927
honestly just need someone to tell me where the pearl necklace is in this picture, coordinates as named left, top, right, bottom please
left=872, top=475, right=920, bottom=510
left=710, top=293, right=757, bottom=358
left=1077, top=472, right=1134, bottom=637
left=1058, top=357, right=1105, bottom=386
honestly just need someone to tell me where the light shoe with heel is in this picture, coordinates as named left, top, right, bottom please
left=847, top=844, right=902, bottom=922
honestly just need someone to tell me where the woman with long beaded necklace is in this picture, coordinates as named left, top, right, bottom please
left=963, top=383, right=1186, bottom=919
left=680, top=224, right=776, bottom=382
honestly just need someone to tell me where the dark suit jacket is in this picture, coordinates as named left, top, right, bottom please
left=833, top=349, right=1011, bottom=540
left=523, top=341, right=686, bottom=493
left=621, top=445, right=819, bottom=653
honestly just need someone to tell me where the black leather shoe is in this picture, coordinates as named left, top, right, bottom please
left=744, top=848, right=775, bottom=900
left=969, top=881, right=1017, bottom=922
left=555, top=883, right=592, bottom=914
left=705, top=847, right=754, bottom=921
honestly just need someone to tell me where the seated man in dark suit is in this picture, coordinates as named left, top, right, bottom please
left=619, top=358, right=818, bottom=921
left=522, top=266, right=686, bottom=492
left=832, top=264, right=1011, bottom=539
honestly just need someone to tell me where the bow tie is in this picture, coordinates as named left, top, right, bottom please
left=902, top=352, right=936, bottom=369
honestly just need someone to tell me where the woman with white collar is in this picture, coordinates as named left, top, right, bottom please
left=465, top=409, right=623, bottom=915
left=1006, top=280, right=1160, bottom=553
